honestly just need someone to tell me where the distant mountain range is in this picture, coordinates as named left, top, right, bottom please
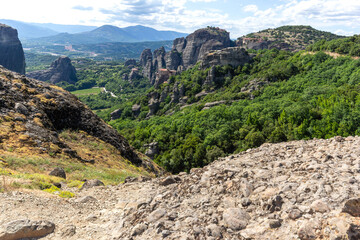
left=0, top=19, right=187, bottom=44
left=23, top=25, right=188, bottom=45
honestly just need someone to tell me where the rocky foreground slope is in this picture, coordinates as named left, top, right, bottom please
left=0, top=66, right=156, bottom=172
left=1, top=136, right=360, bottom=239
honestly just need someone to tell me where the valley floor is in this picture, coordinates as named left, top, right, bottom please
left=1, top=136, right=360, bottom=239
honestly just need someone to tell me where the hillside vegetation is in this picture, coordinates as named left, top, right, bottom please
left=240, top=25, right=343, bottom=51
left=307, top=35, right=360, bottom=56
left=110, top=47, right=360, bottom=173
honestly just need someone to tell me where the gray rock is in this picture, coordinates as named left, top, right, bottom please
left=76, top=196, right=98, bottom=203
left=342, top=198, right=360, bottom=217
left=206, top=224, right=222, bottom=238
left=14, top=103, right=28, bottom=115
left=222, top=208, right=250, bottom=231
left=0, top=219, right=55, bottom=240
left=131, top=223, right=147, bottom=236
left=269, top=219, right=282, bottom=229
left=311, top=200, right=330, bottom=213
left=81, top=179, right=104, bottom=190
left=288, top=209, right=302, bottom=220
left=49, top=167, right=66, bottom=179
left=159, top=176, right=180, bottom=186
left=61, top=225, right=76, bottom=237
left=147, top=208, right=167, bottom=223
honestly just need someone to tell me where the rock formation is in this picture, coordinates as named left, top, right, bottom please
left=201, top=47, right=252, bottom=69
left=1, top=136, right=360, bottom=239
left=139, top=27, right=233, bottom=85
left=0, top=66, right=155, bottom=171
left=27, top=56, right=78, bottom=84
left=140, top=49, right=154, bottom=83
left=178, top=27, right=232, bottom=69
left=0, top=24, right=25, bottom=75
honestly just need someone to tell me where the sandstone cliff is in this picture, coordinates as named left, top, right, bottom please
left=0, top=66, right=156, bottom=171
left=27, top=56, right=78, bottom=84
left=1, top=136, right=359, bottom=239
left=0, top=24, right=25, bottom=75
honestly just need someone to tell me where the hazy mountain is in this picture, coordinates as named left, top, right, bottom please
left=0, top=19, right=58, bottom=39
left=24, top=25, right=188, bottom=45
left=30, top=22, right=97, bottom=34
left=123, top=25, right=188, bottom=41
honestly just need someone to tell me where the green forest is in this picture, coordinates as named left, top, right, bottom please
left=109, top=48, right=360, bottom=173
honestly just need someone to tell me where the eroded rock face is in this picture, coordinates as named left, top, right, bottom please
left=201, top=47, right=252, bottom=69
left=27, top=56, right=78, bottom=84
left=0, top=24, right=25, bottom=75
left=178, top=27, right=232, bottom=69
left=0, top=66, right=152, bottom=169
left=139, top=27, right=232, bottom=85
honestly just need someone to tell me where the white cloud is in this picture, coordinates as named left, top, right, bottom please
left=1, top=0, right=360, bottom=38
left=243, top=5, right=258, bottom=13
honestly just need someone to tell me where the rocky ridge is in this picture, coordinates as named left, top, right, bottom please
left=27, top=56, right=78, bottom=84
left=0, top=24, right=25, bottom=75
left=0, top=66, right=156, bottom=171
left=1, top=136, right=360, bottom=239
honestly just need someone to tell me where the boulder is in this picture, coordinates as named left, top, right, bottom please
left=0, top=219, right=55, bottom=240
left=49, top=167, right=66, bottom=179
left=80, top=179, right=105, bottom=189
left=342, top=198, right=360, bottom=217
left=223, top=208, right=250, bottom=230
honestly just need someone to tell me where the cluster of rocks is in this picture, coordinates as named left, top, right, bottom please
left=0, top=24, right=25, bottom=75
left=27, top=56, right=78, bottom=84
left=140, top=27, right=232, bottom=86
left=0, top=66, right=156, bottom=171
left=1, top=136, right=359, bottom=239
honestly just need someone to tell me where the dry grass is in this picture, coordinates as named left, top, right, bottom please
left=0, top=129, right=156, bottom=197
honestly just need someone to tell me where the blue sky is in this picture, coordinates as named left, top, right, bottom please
left=1, top=0, right=360, bottom=37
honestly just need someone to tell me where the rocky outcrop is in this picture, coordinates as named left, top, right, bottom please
left=0, top=66, right=154, bottom=170
left=165, top=50, right=182, bottom=71
left=201, top=47, right=252, bottom=69
left=0, top=24, right=25, bottom=75
left=139, top=49, right=154, bottom=83
left=132, top=104, right=141, bottom=117
left=129, top=68, right=141, bottom=81
left=110, top=109, right=122, bottom=120
left=237, top=37, right=293, bottom=51
left=178, top=27, right=232, bottom=69
left=152, top=47, right=166, bottom=71
left=139, top=27, right=232, bottom=85
left=124, top=59, right=137, bottom=67
left=27, top=56, right=78, bottom=84
left=1, top=136, right=360, bottom=239
left=147, top=92, right=160, bottom=117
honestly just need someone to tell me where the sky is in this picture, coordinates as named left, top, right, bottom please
left=1, top=0, right=360, bottom=37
